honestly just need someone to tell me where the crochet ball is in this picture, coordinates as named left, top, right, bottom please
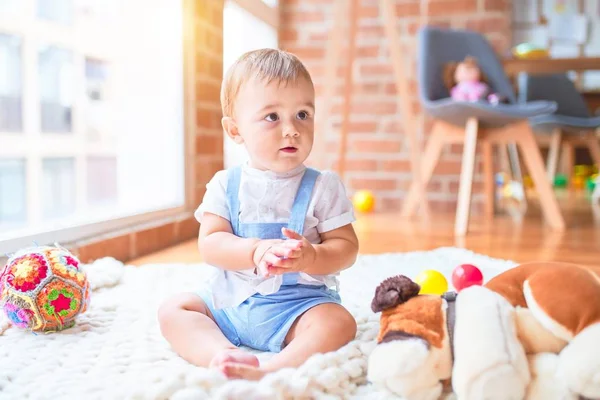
left=0, top=246, right=90, bottom=332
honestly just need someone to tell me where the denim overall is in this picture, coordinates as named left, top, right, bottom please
left=198, top=165, right=341, bottom=352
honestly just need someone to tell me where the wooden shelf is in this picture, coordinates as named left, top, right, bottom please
left=503, top=57, right=600, bottom=77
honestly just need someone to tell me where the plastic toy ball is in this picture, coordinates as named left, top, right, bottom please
left=452, top=264, right=484, bottom=292
left=352, top=190, right=375, bottom=213
left=414, top=269, right=448, bottom=295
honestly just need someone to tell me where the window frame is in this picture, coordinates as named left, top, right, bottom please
left=0, top=0, right=197, bottom=255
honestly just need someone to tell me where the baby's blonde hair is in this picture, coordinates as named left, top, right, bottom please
left=220, top=48, right=313, bottom=118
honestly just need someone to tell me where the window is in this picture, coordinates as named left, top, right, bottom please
left=0, top=0, right=24, bottom=16
left=86, top=156, right=117, bottom=206
left=0, top=34, right=22, bottom=132
left=84, top=57, right=108, bottom=141
left=223, top=0, right=278, bottom=168
left=39, top=46, right=73, bottom=133
left=42, top=157, right=75, bottom=219
left=37, top=0, right=73, bottom=25
left=0, top=159, right=26, bottom=229
left=0, top=0, right=187, bottom=254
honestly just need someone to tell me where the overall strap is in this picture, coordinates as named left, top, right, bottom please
left=286, top=168, right=320, bottom=235
left=226, top=166, right=242, bottom=234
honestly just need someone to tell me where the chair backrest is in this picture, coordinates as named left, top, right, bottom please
left=518, top=73, right=590, bottom=118
left=418, top=26, right=517, bottom=104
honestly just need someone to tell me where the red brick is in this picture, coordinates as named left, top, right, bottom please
left=358, top=25, right=384, bottom=39
left=196, top=159, right=223, bottom=186
left=359, top=63, right=393, bottom=76
left=195, top=135, right=223, bottom=155
left=280, top=28, right=299, bottom=41
left=408, top=20, right=451, bottom=35
left=282, top=46, right=326, bottom=60
left=177, top=217, right=200, bottom=242
left=196, top=80, right=221, bottom=103
left=333, top=158, right=379, bottom=172
left=281, top=10, right=324, bottom=24
left=484, top=0, right=509, bottom=12
left=332, top=101, right=397, bottom=115
left=428, top=0, right=478, bottom=16
left=77, top=234, right=132, bottom=263
left=381, top=120, right=406, bottom=134
left=382, top=160, right=411, bottom=171
left=465, top=16, right=509, bottom=33
left=332, top=120, right=379, bottom=133
left=350, top=178, right=397, bottom=191
left=196, top=109, right=222, bottom=129
left=448, top=180, right=485, bottom=194
left=352, top=139, right=402, bottom=153
left=394, top=2, right=421, bottom=17
left=359, top=5, right=379, bottom=18
left=434, top=161, right=463, bottom=175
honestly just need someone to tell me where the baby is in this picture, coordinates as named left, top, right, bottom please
left=158, top=48, right=359, bottom=381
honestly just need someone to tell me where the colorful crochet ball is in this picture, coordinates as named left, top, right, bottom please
left=0, top=246, right=90, bottom=332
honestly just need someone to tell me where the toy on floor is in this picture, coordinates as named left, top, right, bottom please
left=451, top=264, right=483, bottom=292
left=368, top=262, right=600, bottom=400
left=0, top=245, right=90, bottom=332
left=512, top=43, right=549, bottom=60
left=414, top=269, right=447, bottom=295
left=554, top=174, right=568, bottom=188
left=443, top=56, right=502, bottom=104
left=352, top=190, right=375, bottom=213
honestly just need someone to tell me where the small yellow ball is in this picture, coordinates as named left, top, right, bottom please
left=414, top=269, right=448, bottom=295
left=352, top=190, right=375, bottom=213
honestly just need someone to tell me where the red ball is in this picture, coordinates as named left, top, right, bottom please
left=452, top=264, right=484, bottom=292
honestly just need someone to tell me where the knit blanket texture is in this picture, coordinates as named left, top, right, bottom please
left=0, top=247, right=516, bottom=399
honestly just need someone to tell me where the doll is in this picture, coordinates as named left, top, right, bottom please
left=443, top=56, right=501, bottom=104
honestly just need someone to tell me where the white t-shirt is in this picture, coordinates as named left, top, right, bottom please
left=195, top=162, right=356, bottom=309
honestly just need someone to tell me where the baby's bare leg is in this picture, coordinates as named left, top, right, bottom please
left=158, top=293, right=258, bottom=369
left=222, top=303, right=357, bottom=380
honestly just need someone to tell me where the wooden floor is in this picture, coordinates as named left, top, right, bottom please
left=131, top=189, right=600, bottom=267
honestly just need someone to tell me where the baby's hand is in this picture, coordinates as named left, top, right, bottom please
left=257, top=228, right=316, bottom=277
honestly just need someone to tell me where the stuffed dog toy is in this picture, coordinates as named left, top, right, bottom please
left=367, top=262, right=600, bottom=400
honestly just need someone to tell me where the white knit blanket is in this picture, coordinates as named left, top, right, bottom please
left=0, top=247, right=516, bottom=399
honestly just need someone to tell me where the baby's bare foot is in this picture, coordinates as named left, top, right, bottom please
left=221, top=363, right=267, bottom=381
left=209, top=349, right=259, bottom=374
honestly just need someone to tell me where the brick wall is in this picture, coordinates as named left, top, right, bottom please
left=195, top=0, right=225, bottom=206
left=280, top=0, right=512, bottom=212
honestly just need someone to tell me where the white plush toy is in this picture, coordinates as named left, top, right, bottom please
left=367, top=262, right=600, bottom=400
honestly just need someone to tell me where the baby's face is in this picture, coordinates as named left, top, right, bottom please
left=231, top=76, right=315, bottom=173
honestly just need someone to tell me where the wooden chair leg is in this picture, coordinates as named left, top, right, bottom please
left=585, top=131, right=600, bottom=166
left=516, top=124, right=566, bottom=231
left=455, top=117, right=479, bottom=236
left=547, top=128, right=562, bottom=182
left=561, top=141, right=575, bottom=181
left=481, top=139, right=495, bottom=218
left=401, top=122, right=446, bottom=217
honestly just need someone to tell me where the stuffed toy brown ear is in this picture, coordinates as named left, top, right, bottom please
left=371, top=275, right=420, bottom=313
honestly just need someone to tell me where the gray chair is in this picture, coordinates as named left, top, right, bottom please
left=518, top=73, right=600, bottom=181
left=402, top=26, right=565, bottom=235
